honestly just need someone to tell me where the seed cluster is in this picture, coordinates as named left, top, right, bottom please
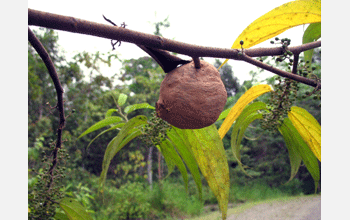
left=139, top=111, right=172, bottom=146
left=261, top=38, right=321, bottom=132
left=261, top=76, right=299, bottom=132
left=29, top=144, right=69, bottom=219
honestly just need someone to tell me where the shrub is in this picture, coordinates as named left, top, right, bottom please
left=101, top=182, right=151, bottom=220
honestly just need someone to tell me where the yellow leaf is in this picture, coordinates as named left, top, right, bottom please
left=218, top=84, right=272, bottom=139
left=233, top=0, right=321, bottom=49
left=288, top=106, right=321, bottom=161
left=219, top=0, right=321, bottom=70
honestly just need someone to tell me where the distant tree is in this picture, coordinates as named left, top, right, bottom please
left=214, top=59, right=241, bottom=97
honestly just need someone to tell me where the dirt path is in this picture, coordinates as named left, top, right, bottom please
left=227, top=195, right=321, bottom=220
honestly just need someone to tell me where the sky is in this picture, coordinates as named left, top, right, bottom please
left=28, top=0, right=307, bottom=84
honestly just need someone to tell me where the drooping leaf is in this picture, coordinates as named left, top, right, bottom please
left=280, top=118, right=320, bottom=192
left=303, top=22, right=321, bottom=67
left=78, top=116, right=123, bottom=139
left=218, top=84, right=272, bottom=139
left=229, top=102, right=267, bottom=170
left=105, top=109, right=118, bottom=118
left=118, top=128, right=143, bottom=152
left=159, top=139, right=188, bottom=185
left=288, top=106, right=321, bottom=161
left=86, top=123, right=125, bottom=149
left=124, top=103, right=155, bottom=114
left=231, top=112, right=263, bottom=176
left=117, top=93, right=128, bottom=107
left=59, top=198, right=93, bottom=220
left=167, top=127, right=202, bottom=198
left=278, top=120, right=303, bottom=183
left=175, top=125, right=229, bottom=220
left=219, top=0, right=321, bottom=69
left=99, top=115, right=148, bottom=190
left=159, top=140, right=176, bottom=177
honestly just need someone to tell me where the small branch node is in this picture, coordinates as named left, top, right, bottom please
left=102, top=15, right=126, bottom=49
left=192, top=57, right=201, bottom=69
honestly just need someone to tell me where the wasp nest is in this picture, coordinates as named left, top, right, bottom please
left=156, top=60, right=227, bottom=129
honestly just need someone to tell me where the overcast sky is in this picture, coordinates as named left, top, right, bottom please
left=28, top=0, right=308, bottom=83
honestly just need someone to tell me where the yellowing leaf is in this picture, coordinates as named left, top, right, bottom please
left=233, top=0, right=321, bottom=49
left=219, top=0, right=321, bottom=70
left=288, top=106, right=321, bottom=161
left=218, top=84, right=272, bottom=139
left=174, top=125, right=229, bottom=220
left=280, top=118, right=320, bottom=192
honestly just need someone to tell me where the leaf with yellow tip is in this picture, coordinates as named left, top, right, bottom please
left=218, top=84, right=272, bottom=139
left=219, top=0, right=321, bottom=70
left=288, top=106, right=321, bottom=161
left=174, top=125, right=229, bottom=220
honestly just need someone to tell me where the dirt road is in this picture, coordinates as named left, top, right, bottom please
left=227, top=195, right=321, bottom=220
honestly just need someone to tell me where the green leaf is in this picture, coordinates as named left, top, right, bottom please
left=54, top=211, right=70, bottom=220
left=216, top=108, right=231, bottom=121
left=118, top=93, right=128, bottom=107
left=280, top=118, right=320, bottom=192
left=86, top=123, right=125, bottom=149
left=303, top=22, right=321, bottom=67
left=124, top=103, right=155, bottom=114
left=167, top=127, right=202, bottom=198
left=279, top=121, right=302, bottom=183
left=159, top=139, right=188, bottom=184
left=231, top=112, right=263, bottom=176
left=118, top=127, right=143, bottom=150
left=99, top=115, right=148, bottom=190
left=78, top=116, right=123, bottom=139
left=229, top=102, right=267, bottom=169
left=105, top=109, right=118, bottom=118
left=59, top=198, right=93, bottom=220
left=175, top=125, right=229, bottom=220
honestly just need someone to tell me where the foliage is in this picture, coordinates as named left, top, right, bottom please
left=101, top=182, right=151, bottom=220
left=214, top=59, right=240, bottom=97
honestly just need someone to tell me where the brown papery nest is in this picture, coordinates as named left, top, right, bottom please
left=156, top=60, right=227, bottom=129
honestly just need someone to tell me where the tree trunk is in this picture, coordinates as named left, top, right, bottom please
left=158, top=149, right=162, bottom=181
left=147, top=146, right=153, bottom=190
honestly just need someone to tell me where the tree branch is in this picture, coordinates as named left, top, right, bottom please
left=240, top=53, right=320, bottom=88
left=28, top=27, right=66, bottom=190
left=28, top=8, right=321, bottom=88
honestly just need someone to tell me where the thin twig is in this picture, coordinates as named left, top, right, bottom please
left=240, top=53, right=321, bottom=89
left=292, top=53, right=300, bottom=75
left=28, top=27, right=66, bottom=190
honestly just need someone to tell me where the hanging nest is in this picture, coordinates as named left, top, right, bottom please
left=156, top=60, right=227, bottom=129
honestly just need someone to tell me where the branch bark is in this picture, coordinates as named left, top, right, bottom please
left=28, top=8, right=321, bottom=88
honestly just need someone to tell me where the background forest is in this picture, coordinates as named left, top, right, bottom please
left=28, top=26, right=321, bottom=219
